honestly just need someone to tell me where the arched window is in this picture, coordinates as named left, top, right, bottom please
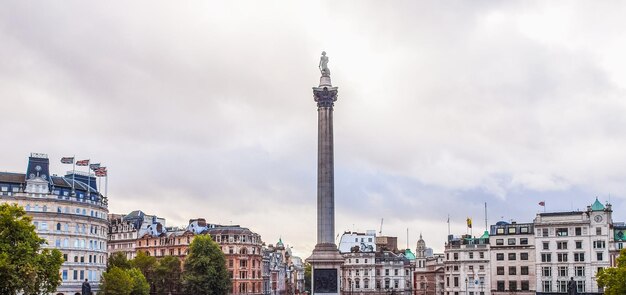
left=64, top=224, right=69, bottom=231
left=25, top=204, right=30, bottom=211
left=74, top=256, right=78, bottom=262
left=42, top=205, right=47, bottom=212
left=55, top=239, right=61, bottom=247
left=240, top=247, right=248, bottom=255
left=64, top=239, right=69, bottom=247
left=56, top=223, right=61, bottom=231
left=57, top=207, right=62, bottom=213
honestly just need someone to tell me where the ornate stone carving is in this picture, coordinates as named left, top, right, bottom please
left=313, top=87, right=338, bottom=108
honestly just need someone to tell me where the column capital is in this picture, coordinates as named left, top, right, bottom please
left=313, top=86, right=338, bottom=108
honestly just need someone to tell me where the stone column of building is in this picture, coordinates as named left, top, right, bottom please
left=306, top=51, right=344, bottom=295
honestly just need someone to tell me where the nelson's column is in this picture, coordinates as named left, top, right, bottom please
left=306, top=51, right=344, bottom=295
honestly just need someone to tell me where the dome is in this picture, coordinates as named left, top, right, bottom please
left=591, top=198, right=605, bottom=211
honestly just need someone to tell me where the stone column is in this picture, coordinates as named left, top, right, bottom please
left=306, top=68, right=344, bottom=295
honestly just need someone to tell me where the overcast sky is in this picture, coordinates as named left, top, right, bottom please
left=2, top=1, right=626, bottom=257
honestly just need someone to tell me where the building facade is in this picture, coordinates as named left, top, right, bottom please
left=207, top=225, right=265, bottom=294
left=444, top=234, right=491, bottom=295
left=0, top=153, right=109, bottom=295
left=533, top=198, right=612, bottom=294
left=489, top=222, right=536, bottom=294
left=414, top=234, right=445, bottom=295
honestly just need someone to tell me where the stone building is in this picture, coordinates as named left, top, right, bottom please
left=0, top=153, right=109, bottom=295
left=533, top=198, right=613, bottom=294
left=107, top=210, right=165, bottom=260
left=489, top=222, right=535, bottom=294
left=444, top=233, right=491, bottom=295
left=414, top=234, right=445, bottom=295
left=206, top=225, right=265, bottom=294
left=609, top=221, right=626, bottom=267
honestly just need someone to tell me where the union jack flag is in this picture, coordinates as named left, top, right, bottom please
left=76, top=159, right=90, bottom=166
left=89, top=163, right=101, bottom=170
left=60, top=157, right=74, bottom=164
left=95, top=167, right=107, bottom=177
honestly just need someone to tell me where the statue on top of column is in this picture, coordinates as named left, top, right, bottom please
left=319, top=51, right=330, bottom=76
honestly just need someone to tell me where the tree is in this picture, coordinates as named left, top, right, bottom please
left=597, top=248, right=626, bottom=295
left=0, top=203, right=64, bottom=295
left=154, top=256, right=182, bottom=295
left=101, top=267, right=132, bottom=295
left=127, top=268, right=150, bottom=295
left=131, top=251, right=158, bottom=291
left=182, top=235, right=231, bottom=295
left=102, top=267, right=150, bottom=295
left=108, top=252, right=132, bottom=271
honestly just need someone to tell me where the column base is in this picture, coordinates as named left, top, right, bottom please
left=306, top=243, right=344, bottom=295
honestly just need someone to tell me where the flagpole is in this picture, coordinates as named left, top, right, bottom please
left=72, top=154, right=75, bottom=195
left=87, top=162, right=91, bottom=200
left=485, top=202, right=488, bottom=232
left=447, top=214, right=450, bottom=236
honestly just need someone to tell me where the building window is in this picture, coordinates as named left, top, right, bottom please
left=593, top=240, right=606, bottom=249
left=520, top=238, right=528, bottom=245
left=520, top=227, right=529, bottom=234
left=496, top=239, right=504, bottom=245
left=543, top=242, right=549, bottom=250
left=577, top=280, right=585, bottom=292
left=542, top=228, right=549, bottom=237
left=521, top=280, right=529, bottom=291
left=497, top=281, right=505, bottom=291
left=543, top=280, right=552, bottom=292
left=575, top=241, right=583, bottom=249
left=575, top=227, right=582, bottom=236
left=575, top=266, right=585, bottom=277
left=509, top=266, right=516, bottom=275
left=596, top=227, right=602, bottom=235
left=497, top=267, right=504, bottom=275
left=557, top=253, right=568, bottom=262
left=557, top=280, right=567, bottom=293
left=520, top=253, right=529, bottom=260
left=454, top=253, right=458, bottom=260
left=453, top=277, right=459, bottom=287
left=521, top=266, right=529, bottom=275
left=508, top=253, right=516, bottom=260
left=542, top=267, right=552, bottom=277
left=556, top=228, right=568, bottom=236
left=597, top=252, right=604, bottom=261
left=62, top=270, right=68, bottom=281
left=469, top=252, right=474, bottom=259
left=496, top=253, right=504, bottom=261
left=557, top=241, right=567, bottom=250
left=508, top=238, right=516, bottom=245
left=558, top=266, right=568, bottom=277
left=479, top=252, right=484, bottom=259
left=574, top=252, right=585, bottom=262
left=509, top=281, right=517, bottom=291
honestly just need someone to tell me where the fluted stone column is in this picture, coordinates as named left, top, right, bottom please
left=306, top=67, right=344, bottom=295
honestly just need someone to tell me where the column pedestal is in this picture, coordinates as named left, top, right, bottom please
left=307, top=244, right=344, bottom=295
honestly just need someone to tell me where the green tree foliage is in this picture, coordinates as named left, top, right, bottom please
left=108, top=252, right=132, bottom=271
left=131, top=251, right=158, bottom=290
left=182, top=235, right=231, bottom=295
left=128, top=268, right=150, bottom=295
left=0, top=203, right=64, bottom=295
left=102, top=267, right=132, bottom=295
left=155, top=255, right=182, bottom=295
left=304, top=263, right=311, bottom=292
left=102, top=267, right=150, bottom=295
left=597, top=248, right=626, bottom=295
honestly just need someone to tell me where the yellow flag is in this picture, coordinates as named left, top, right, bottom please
left=467, top=217, right=472, bottom=228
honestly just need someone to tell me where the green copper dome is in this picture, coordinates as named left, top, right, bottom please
left=480, top=230, right=490, bottom=239
left=404, top=249, right=416, bottom=260
left=591, top=198, right=605, bottom=211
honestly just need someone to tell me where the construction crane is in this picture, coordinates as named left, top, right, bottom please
left=379, top=218, right=384, bottom=235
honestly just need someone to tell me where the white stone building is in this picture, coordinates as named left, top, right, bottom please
left=489, top=221, right=536, bottom=294
left=444, top=233, right=491, bottom=295
left=338, top=230, right=377, bottom=253
left=0, top=153, right=109, bottom=295
left=533, top=198, right=613, bottom=293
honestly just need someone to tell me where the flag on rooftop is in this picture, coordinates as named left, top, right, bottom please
left=539, top=201, right=545, bottom=207
left=60, top=157, right=74, bottom=164
left=89, top=163, right=101, bottom=170
left=76, top=159, right=90, bottom=166
left=466, top=217, right=472, bottom=228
